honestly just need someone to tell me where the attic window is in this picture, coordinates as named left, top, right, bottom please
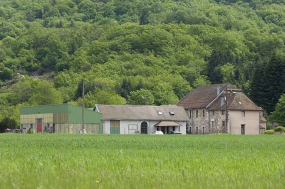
left=169, top=111, right=175, bottom=116
left=157, top=111, right=163, bottom=115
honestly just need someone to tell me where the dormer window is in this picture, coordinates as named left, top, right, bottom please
left=221, top=97, right=225, bottom=106
left=169, top=111, right=175, bottom=116
left=157, top=111, right=163, bottom=115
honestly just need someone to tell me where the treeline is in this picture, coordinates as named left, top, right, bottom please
left=1, top=0, right=285, bottom=127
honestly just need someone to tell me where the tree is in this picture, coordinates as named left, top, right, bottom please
left=0, top=67, right=13, bottom=81
left=29, top=80, right=63, bottom=105
left=128, top=89, right=154, bottom=105
left=0, top=117, right=17, bottom=132
left=221, top=63, right=235, bottom=83
left=270, top=94, right=285, bottom=126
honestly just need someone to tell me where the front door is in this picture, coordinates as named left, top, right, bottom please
left=241, top=124, right=245, bottom=135
left=36, top=119, right=43, bottom=133
left=141, top=121, right=147, bottom=134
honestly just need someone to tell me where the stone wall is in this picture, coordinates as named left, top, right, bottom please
left=187, top=109, right=226, bottom=134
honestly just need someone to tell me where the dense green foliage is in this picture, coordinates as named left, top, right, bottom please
left=262, top=129, right=275, bottom=134
left=0, top=134, right=284, bottom=188
left=273, top=126, right=285, bottom=132
left=270, top=94, right=285, bottom=125
left=1, top=0, right=285, bottom=125
left=0, top=117, right=17, bottom=132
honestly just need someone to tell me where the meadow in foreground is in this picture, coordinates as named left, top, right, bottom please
left=0, top=134, right=284, bottom=189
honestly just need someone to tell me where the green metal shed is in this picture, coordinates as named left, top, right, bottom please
left=20, top=104, right=103, bottom=134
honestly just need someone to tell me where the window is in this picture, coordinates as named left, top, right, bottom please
left=222, top=111, right=225, bottom=115
left=203, top=110, right=205, bottom=117
left=189, top=110, right=192, bottom=118
left=196, top=110, right=198, bottom=118
left=241, top=111, right=245, bottom=117
left=157, top=111, right=163, bottom=115
left=169, top=111, right=175, bottom=115
left=221, top=97, right=225, bottom=106
left=202, top=127, right=205, bottom=134
left=189, top=127, right=192, bottom=134
left=196, top=127, right=198, bottom=134
left=110, top=120, right=120, bottom=127
left=212, top=111, right=214, bottom=116
left=222, top=121, right=225, bottom=127
left=211, top=121, right=214, bottom=128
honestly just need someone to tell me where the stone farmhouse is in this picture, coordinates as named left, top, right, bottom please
left=94, top=104, right=189, bottom=134
left=177, top=84, right=266, bottom=135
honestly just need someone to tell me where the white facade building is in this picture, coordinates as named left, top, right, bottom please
left=95, top=105, right=189, bottom=134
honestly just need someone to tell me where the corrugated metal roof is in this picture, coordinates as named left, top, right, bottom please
left=96, top=105, right=189, bottom=121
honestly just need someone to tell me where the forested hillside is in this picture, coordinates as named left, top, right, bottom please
left=1, top=0, right=285, bottom=127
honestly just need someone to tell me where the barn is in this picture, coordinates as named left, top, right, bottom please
left=20, top=104, right=102, bottom=134
left=94, top=104, right=189, bottom=134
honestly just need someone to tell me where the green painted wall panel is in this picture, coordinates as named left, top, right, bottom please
left=20, top=104, right=69, bottom=115
left=110, top=127, right=120, bottom=134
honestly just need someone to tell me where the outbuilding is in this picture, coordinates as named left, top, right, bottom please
left=94, top=104, right=189, bottom=134
left=20, top=104, right=103, bottom=134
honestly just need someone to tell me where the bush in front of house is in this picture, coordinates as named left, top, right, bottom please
left=262, top=130, right=275, bottom=134
left=273, top=126, right=285, bottom=133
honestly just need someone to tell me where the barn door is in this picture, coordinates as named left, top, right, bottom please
left=36, top=119, right=43, bottom=133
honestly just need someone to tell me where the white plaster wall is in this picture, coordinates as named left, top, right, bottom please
left=103, top=121, right=110, bottom=134
left=120, top=121, right=141, bottom=134
left=104, top=120, right=187, bottom=134
left=229, top=111, right=260, bottom=135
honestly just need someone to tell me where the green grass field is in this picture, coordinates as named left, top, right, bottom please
left=0, top=134, right=284, bottom=189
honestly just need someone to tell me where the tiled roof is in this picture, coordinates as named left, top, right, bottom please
left=208, top=92, right=262, bottom=111
left=177, top=83, right=238, bottom=109
left=154, top=121, right=181, bottom=127
left=260, top=116, right=267, bottom=123
left=95, top=105, right=189, bottom=121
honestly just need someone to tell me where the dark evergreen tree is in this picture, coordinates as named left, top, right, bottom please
left=208, top=50, right=227, bottom=84
left=0, top=117, right=17, bottom=132
left=135, top=79, right=145, bottom=91
left=266, top=53, right=285, bottom=113
left=115, top=78, right=132, bottom=99
left=250, top=63, right=269, bottom=111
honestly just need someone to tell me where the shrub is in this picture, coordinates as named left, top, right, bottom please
left=262, top=130, right=275, bottom=134
left=273, top=126, right=285, bottom=133
left=27, top=129, right=34, bottom=134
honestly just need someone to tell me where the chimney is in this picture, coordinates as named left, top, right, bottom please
left=217, top=87, right=220, bottom=96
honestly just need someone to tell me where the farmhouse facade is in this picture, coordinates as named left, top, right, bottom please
left=94, top=104, right=189, bottom=134
left=20, top=104, right=103, bottom=134
left=177, top=84, right=266, bottom=135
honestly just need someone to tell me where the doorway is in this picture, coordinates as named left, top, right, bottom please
left=241, top=124, right=245, bottom=135
left=141, top=121, right=148, bottom=134
left=36, top=118, right=43, bottom=133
